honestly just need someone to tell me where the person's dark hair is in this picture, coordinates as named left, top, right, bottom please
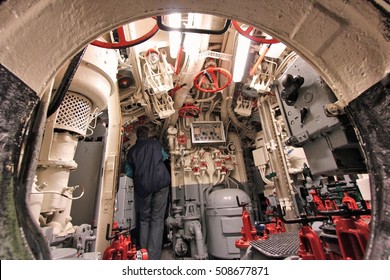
left=136, top=126, right=149, bottom=138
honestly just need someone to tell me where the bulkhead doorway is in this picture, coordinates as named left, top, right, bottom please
left=0, top=0, right=388, bottom=260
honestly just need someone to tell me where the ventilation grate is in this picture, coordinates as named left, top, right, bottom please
left=54, top=91, right=92, bottom=136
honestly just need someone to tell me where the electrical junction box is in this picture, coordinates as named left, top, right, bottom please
left=191, top=121, right=226, bottom=143
left=253, top=131, right=268, bottom=166
left=253, top=148, right=268, bottom=166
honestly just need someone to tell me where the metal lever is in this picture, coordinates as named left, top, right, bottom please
left=308, top=202, right=371, bottom=217
left=276, top=205, right=328, bottom=224
left=280, top=74, right=304, bottom=106
left=236, top=196, right=249, bottom=208
left=105, top=223, right=130, bottom=241
left=300, top=107, right=309, bottom=124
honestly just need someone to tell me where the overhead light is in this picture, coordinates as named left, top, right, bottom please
left=183, top=13, right=203, bottom=58
left=168, top=13, right=181, bottom=59
left=232, top=33, right=251, bottom=83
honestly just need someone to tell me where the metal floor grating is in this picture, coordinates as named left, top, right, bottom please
left=250, top=232, right=300, bottom=258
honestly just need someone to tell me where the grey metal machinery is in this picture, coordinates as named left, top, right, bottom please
left=206, top=188, right=252, bottom=259
left=114, top=176, right=136, bottom=230
left=276, top=57, right=366, bottom=175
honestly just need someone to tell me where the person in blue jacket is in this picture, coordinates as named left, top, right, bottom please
left=126, top=126, right=170, bottom=260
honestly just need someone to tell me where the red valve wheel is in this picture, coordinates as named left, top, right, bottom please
left=91, top=19, right=159, bottom=49
left=178, top=103, right=200, bottom=118
left=231, top=21, right=279, bottom=44
left=177, top=134, right=187, bottom=145
left=193, top=67, right=232, bottom=93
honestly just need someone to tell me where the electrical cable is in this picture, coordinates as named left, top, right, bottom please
left=34, top=185, right=85, bottom=200
left=47, top=47, right=87, bottom=117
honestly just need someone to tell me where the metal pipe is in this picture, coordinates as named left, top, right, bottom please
left=191, top=221, right=207, bottom=259
left=196, top=176, right=207, bottom=241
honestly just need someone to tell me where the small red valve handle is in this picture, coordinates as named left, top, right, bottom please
left=91, top=19, right=159, bottom=49
left=193, top=67, right=232, bottom=93
left=177, top=134, right=187, bottom=145
left=145, top=48, right=160, bottom=57
left=231, top=21, right=279, bottom=44
left=178, top=103, right=200, bottom=118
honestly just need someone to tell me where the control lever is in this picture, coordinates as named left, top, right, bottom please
left=300, top=107, right=309, bottom=124
left=276, top=204, right=328, bottom=224
left=280, top=74, right=304, bottom=106
left=236, top=196, right=280, bottom=225
left=105, top=223, right=130, bottom=241
left=236, top=196, right=248, bottom=208
left=308, top=202, right=371, bottom=217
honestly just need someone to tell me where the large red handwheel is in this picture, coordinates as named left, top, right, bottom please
left=231, top=21, right=279, bottom=44
left=91, top=19, right=159, bottom=49
left=193, top=67, right=232, bottom=93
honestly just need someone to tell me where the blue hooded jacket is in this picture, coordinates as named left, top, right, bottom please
left=126, top=137, right=170, bottom=198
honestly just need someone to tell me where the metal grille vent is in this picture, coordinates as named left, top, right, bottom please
left=54, top=91, right=92, bottom=136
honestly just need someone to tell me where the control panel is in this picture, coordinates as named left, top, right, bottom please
left=276, top=57, right=339, bottom=146
left=191, top=121, right=226, bottom=143
left=276, top=57, right=366, bottom=175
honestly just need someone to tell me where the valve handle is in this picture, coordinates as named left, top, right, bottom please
left=231, top=21, right=279, bottom=44
left=91, top=19, right=159, bottom=49
left=308, top=202, right=371, bottom=217
left=236, top=196, right=249, bottom=208
left=105, top=223, right=130, bottom=241
left=178, top=103, right=200, bottom=118
left=276, top=205, right=328, bottom=225
left=177, top=134, right=187, bottom=145
left=193, top=67, right=232, bottom=93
